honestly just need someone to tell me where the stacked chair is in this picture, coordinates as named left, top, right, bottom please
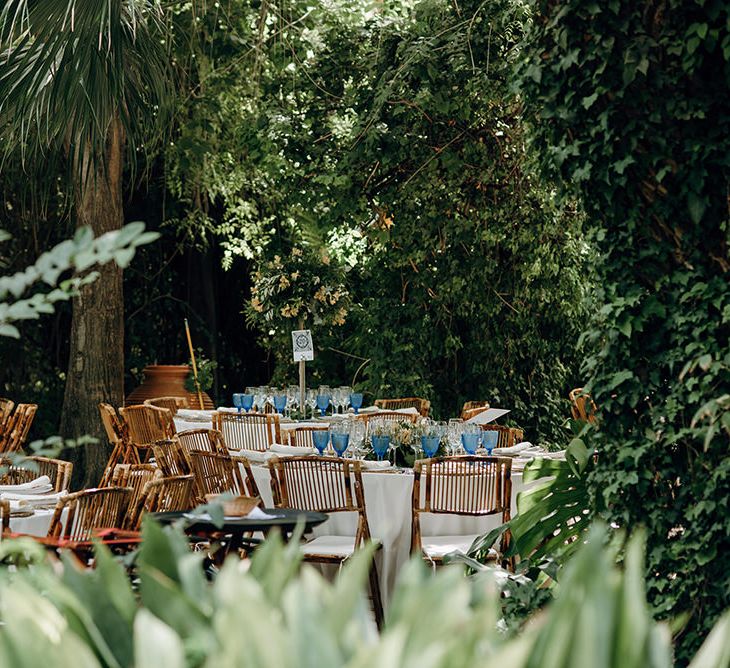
left=374, top=397, right=431, bottom=417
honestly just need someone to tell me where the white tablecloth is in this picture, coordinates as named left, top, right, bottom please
left=249, top=465, right=525, bottom=604
left=7, top=509, right=57, bottom=536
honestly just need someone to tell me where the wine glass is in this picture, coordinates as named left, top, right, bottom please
left=312, top=430, right=330, bottom=456
left=370, top=418, right=391, bottom=461
left=273, top=394, right=287, bottom=415
left=233, top=393, right=243, bottom=414
left=316, top=387, right=331, bottom=417
left=337, top=386, right=352, bottom=413
left=330, top=422, right=351, bottom=457
left=482, top=429, right=499, bottom=455
left=447, top=418, right=464, bottom=455
left=242, top=394, right=254, bottom=412
left=461, top=423, right=481, bottom=455
left=286, top=385, right=299, bottom=417
left=349, top=392, right=363, bottom=414
left=306, top=389, right=318, bottom=420
left=253, top=387, right=267, bottom=413
left=421, top=422, right=444, bottom=458
left=349, top=419, right=366, bottom=458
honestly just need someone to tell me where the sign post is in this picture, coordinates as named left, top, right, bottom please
left=292, top=329, right=314, bottom=416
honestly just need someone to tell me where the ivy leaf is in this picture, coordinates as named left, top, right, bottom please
left=687, top=192, right=706, bottom=223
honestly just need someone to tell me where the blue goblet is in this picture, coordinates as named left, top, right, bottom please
left=349, top=393, right=363, bottom=414
left=421, top=435, right=441, bottom=458
left=461, top=432, right=480, bottom=455
left=312, top=430, right=330, bottom=456
left=316, top=394, right=331, bottom=417
left=482, top=430, right=499, bottom=455
left=233, top=393, right=243, bottom=414
left=332, top=433, right=350, bottom=457
left=371, top=435, right=390, bottom=461
left=241, top=394, right=254, bottom=413
left=273, top=394, right=287, bottom=414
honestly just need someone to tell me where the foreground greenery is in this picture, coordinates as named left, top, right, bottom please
left=0, top=521, right=728, bottom=667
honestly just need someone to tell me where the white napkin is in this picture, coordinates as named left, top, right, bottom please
left=2, top=490, right=67, bottom=509
left=269, top=443, right=316, bottom=456
left=359, top=460, right=393, bottom=470
left=230, top=449, right=269, bottom=463
left=215, top=406, right=239, bottom=413
left=493, top=442, right=533, bottom=456
left=0, top=475, right=53, bottom=495
left=176, top=409, right=215, bottom=421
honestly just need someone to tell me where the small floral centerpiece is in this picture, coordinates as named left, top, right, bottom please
left=247, top=245, right=351, bottom=332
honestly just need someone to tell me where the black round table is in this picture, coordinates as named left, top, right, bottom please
left=149, top=508, right=328, bottom=555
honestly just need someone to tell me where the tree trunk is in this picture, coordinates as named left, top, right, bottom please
left=60, top=119, right=125, bottom=488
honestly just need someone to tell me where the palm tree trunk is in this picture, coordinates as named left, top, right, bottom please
left=60, top=118, right=125, bottom=488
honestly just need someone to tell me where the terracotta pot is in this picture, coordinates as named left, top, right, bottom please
left=125, top=364, right=214, bottom=409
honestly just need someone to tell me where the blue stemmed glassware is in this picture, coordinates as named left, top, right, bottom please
left=461, top=432, right=480, bottom=455
left=312, top=430, right=330, bottom=456
left=482, top=430, right=499, bottom=455
left=371, top=435, right=390, bottom=461
left=233, top=393, right=243, bottom=414
left=241, top=394, right=254, bottom=413
left=421, top=435, right=441, bottom=458
left=316, top=394, right=331, bottom=417
left=332, top=433, right=350, bottom=457
left=349, top=393, right=363, bottom=414
left=273, top=394, right=287, bottom=414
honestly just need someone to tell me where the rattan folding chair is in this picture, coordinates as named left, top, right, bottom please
left=144, top=396, right=190, bottom=415
left=177, top=428, right=226, bottom=456
left=411, top=456, right=512, bottom=567
left=460, top=401, right=490, bottom=420
left=0, top=456, right=73, bottom=492
left=569, top=388, right=598, bottom=424
left=119, top=404, right=175, bottom=462
left=213, top=412, right=280, bottom=451
left=152, top=439, right=192, bottom=477
left=0, top=398, right=15, bottom=434
left=355, top=411, right=419, bottom=426
left=267, top=455, right=384, bottom=629
left=374, top=397, right=431, bottom=417
left=99, top=403, right=138, bottom=485
left=287, top=425, right=329, bottom=447
left=0, top=403, right=38, bottom=453
left=48, top=487, right=133, bottom=540
left=479, top=424, right=524, bottom=449
left=109, top=464, right=160, bottom=524
left=128, top=475, right=195, bottom=530
left=186, top=449, right=260, bottom=503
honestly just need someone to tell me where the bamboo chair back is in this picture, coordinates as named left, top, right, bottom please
left=177, top=428, right=226, bottom=456
left=213, top=412, right=280, bottom=451
left=569, top=388, right=598, bottom=424
left=99, top=403, right=139, bottom=484
left=186, top=449, right=258, bottom=502
left=0, top=398, right=15, bottom=433
left=152, top=440, right=191, bottom=477
left=0, top=456, right=73, bottom=492
left=267, top=456, right=371, bottom=545
left=48, top=487, right=133, bottom=541
left=356, top=411, right=419, bottom=427
left=144, top=396, right=189, bottom=415
left=479, top=424, right=524, bottom=449
left=460, top=401, right=490, bottom=420
left=374, top=397, right=431, bottom=417
left=110, top=464, right=159, bottom=517
left=128, top=475, right=195, bottom=530
left=0, top=499, right=9, bottom=536
left=0, top=403, right=38, bottom=453
left=288, top=425, right=329, bottom=447
left=119, top=405, right=174, bottom=459
left=411, top=456, right=512, bottom=557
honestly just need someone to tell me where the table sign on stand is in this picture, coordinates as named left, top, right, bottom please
left=292, top=328, right=314, bottom=413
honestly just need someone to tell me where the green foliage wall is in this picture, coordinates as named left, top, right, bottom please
left=516, top=0, right=730, bottom=661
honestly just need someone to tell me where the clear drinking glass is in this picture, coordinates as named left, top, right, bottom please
left=447, top=418, right=464, bottom=455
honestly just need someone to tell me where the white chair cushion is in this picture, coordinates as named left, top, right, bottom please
left=301, top=535, right=357, bottom=558
left=421, top=534, right=497, bottom=560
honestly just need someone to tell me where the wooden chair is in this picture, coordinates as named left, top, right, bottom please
left=460, top=401, right=490, bottom=420
left=109, top=464, right=159, bottom=522
left=0, top=403, right=38, bottom=453
left=186, top=449, right=260, bottom=503
left=177, top=428, right=226, bottom=456
left=411, top=456, right=512, bottom=567
left=119, top=404, right=174, bottom=461
left=213, top=412, right=280, bottom=452
left=152, top=440, right=192, bottom=477
left=355, top=411, right=419, bottom=426
left=144, top=396, right=189, bottom=415
left=99, top=403, right=138, bottom=485
left=0, top=499, right=9, bottom=536
left=0, top=398, right=15, bottom=433
left=267, top=456, right=384, bottom=629
left=47, top=487, right=133, bottom=541
left=374, top=397, right=431, bottom=417
left=569, top=388, right=598, bottom=424
left=287, top=425, right=329, bottom=447
left=128, top=475, right=195, bottom=530
left=479, top=424, right=524, bottom=449
left=0, top=456, right=73, bottom=492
